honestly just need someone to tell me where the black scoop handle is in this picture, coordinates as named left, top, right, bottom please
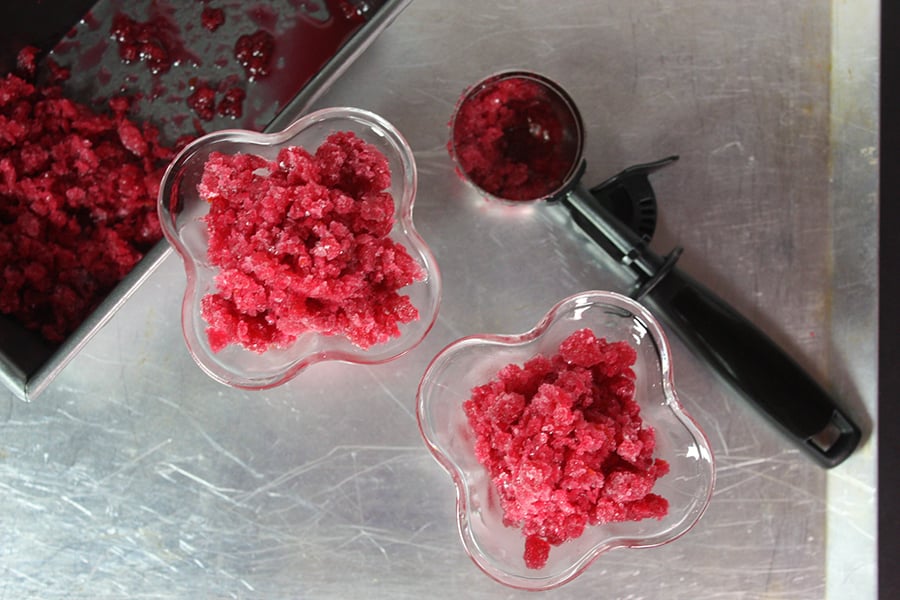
left=563, top=184, right=861, bottom=468
left=644, top=267, right=861, bottom=467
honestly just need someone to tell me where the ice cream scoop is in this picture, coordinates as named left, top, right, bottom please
left=449, top=70, right=860, bottom=468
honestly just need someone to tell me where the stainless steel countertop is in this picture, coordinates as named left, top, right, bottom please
left=0, top=1, right=878, bottom=598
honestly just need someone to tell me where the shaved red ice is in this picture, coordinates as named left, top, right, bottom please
left=0, top=51, right=176, bottom=343
left=198, top=131, right=424, bottom=353
left=451, top=77, right=574, bottom=201
left=234, top=30, right=275, bottom=81
left=463, top=328, right=669, bottom=570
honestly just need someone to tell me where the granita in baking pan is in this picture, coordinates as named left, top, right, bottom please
left=198, top=131, right=425, bottom=354
left=0, top=48, right=177, bottom=343
left=463, top=328, right=669, bottom=570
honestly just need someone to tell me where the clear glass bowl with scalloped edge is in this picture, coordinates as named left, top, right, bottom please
left=158, top=107, right=441, bottom=389
left=416, top=290, right=714, bottom=591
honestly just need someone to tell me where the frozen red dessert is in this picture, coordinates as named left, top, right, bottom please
left=451, top=75, right=577, bottom=201
left=234, top=30, right=275, bottom=81
left=198, top=131, right=424, bottom=353
left=110, top=12, right=184, bottom=75
left=463, top=328, right=669, bottom=570
left=0, top=51, right=175, bottom=343
left=187, top=84, right=218, bottom=121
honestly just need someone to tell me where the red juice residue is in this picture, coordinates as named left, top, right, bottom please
left=45, top=0, right=374, bottom=143
left=463, top=328, right=669, bottom=570
left=247, top=4, right=279, bottom=30
left=45, top=58, right=71, bottom=84
left=83, top=10, right=102, bottom=30
left=243, top=0, right=369, bottom=123
left=451, top=76, right=578, bottom=202
left=97, top=66, right=112, bottom=86
left=58, top=36, right=113, bottom=78
left=0, top=49, right=176, bottom=343
left=201, top=6, right=226, bottom=32
left=198, top=131, right=424, bottom=354
left=108, top=3, right=201, bottom=75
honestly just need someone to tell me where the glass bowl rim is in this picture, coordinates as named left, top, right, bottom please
left=416, top=289, right=715, bottom=590
left=157, top=106, right=442, bottom=389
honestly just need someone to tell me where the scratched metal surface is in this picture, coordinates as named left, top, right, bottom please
left=0, top=1, right=878, bottom=598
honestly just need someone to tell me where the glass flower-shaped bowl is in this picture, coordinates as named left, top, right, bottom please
left=416, top=291, right=714, bottom=590
left=158, top=107, right=441, bottom=389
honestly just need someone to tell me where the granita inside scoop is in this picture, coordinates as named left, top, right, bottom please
left=198, top=130, right=424, bottom=354
left=450, top=76, right=578, bottom=201
left=463, top=328, right=669, bottom=570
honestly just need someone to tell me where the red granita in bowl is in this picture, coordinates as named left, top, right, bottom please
left=158, top=106, right=441, bottom=389
left=198, top=131, right=424, bottom=354
left=417, top=291, right=714, bottom=590
left=464, top=328, right=670, bottom=570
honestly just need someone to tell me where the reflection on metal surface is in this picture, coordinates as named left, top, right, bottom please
left=825, top=0, right=879, bottom=597
left=0, top=0, right=877, bottom=598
